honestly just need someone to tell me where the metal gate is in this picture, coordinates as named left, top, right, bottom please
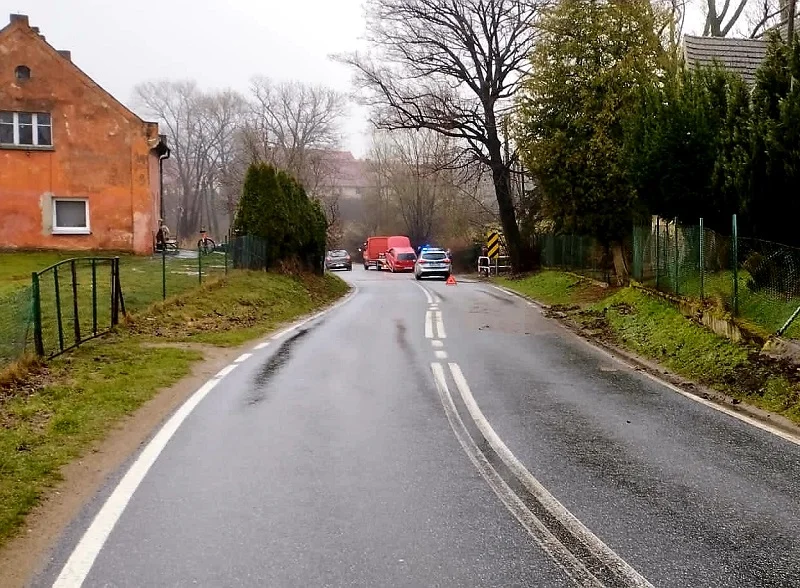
left=31, top=257, right=125, bottom=358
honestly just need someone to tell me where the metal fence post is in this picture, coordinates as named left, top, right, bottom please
left=53, top=265, right=64, bottom=352
left=699, top=218, right=704, bottom=301
left=111, top=258, right=119, bottom=327
left=674, top=217, right=679, bottom=296
left=198, top=245, right=203, bottom=284
left=70, top=260, right=81, bottom=347
left=31, top=272, right=44, bottom=356
left=91, top=259, right=98, bottom=335
left=732, top=213, right=739, bottom=316
left=224, top=233, right=229, bottom=275
left=655, top=217, right=660, bottom=289
left=162, top=245, right=167, bottom=300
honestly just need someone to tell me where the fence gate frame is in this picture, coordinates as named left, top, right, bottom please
left=31, top=256, right=124, bottom=358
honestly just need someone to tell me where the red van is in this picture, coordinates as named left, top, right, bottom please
left=363, top=236, right=389, bottom=270
left=386, top=246, right=417, bottom=272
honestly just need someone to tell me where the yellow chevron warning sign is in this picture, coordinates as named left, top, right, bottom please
left=487, top=231, right=500, bottom=259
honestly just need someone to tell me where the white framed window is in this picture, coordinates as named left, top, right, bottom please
left=0, top=111, right=52, bottom=147
left=52, top=198, right=90, bottom=235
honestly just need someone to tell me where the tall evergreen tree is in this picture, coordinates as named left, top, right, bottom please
left=516, top=0, right=665, bottom=277
left=748, top=34, right=800, bottom=243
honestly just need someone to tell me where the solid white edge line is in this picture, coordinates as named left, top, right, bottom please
left=52, top=379, right=221, bottom=588
left=448, top=362, right=654, bottom=588
left=430, top=363, right=602, bottom=587
left=253, top=341, right=270, bottom=350
left=234, top=353, right=252, bottom=363
left=435, top=310, right=446, bottom=339
left=52, top=284, right=360, bottom=587
left=431, top=340, right=444, bottom=348
left=435, top=350, right=448, bottom=359
left=493, top=283, right=800, bottom=448
left=215, top=364, right=238, bottom=378
left=425, top=310, right=434, bottom=339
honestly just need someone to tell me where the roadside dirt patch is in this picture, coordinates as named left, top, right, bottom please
left=0, top=344, right=240, bottom=588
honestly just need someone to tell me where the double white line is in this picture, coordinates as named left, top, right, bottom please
left=431, top=362, right=653, bottom=588
left=425, top=310, right=446, bottom=339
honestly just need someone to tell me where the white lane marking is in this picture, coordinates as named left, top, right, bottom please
left=491, top=284, right=544, bottom=310
left=52, top=379, right=220, bottom=587
left=430, top=304, right=439, bottom=310
left=638, top=364, right=800, bottom=448
left=448, top=363, right=654, bottom=588
left=270, top=326, right=297, bottom=341
left=430, top=364, right=602, bottom=587
left=416, top=282, right=434, bottom=304
left=234, top=353, right=252, bottom=363
left=253, top=341, right=270, bottom=350
left=493, top=283, right=800, bottom=447
left=431, top=340, right=444, bottom=348
left=215, top=364, right=238, bottom=378
left=435, top=310, right=446, bottom=339
left=425, top=311, right=434, bottom=339
left=53, top=285, right=360, bottom=587
left=435, top=350, right=448, bottom=359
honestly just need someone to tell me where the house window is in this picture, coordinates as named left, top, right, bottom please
left=52, top=199, right=90, bottom=235
left=0, top=111, right=52, bottom=147
left=15, top=65, right=31, bottom=80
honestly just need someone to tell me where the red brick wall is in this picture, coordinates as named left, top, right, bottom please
left=0, top=18, right=161, bottom=254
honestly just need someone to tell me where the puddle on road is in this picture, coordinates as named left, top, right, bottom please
left=396, top=319, right=410, bottom=354
left=247, top=327, right=312, bottom=405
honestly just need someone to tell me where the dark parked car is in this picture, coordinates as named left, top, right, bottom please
left=325, top=250, right=352, bottom=271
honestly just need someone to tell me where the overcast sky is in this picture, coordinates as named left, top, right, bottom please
left=4, top=0, right=715, bottom=158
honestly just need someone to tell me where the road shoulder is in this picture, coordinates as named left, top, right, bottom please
left=491, top=274, right=800, bottom=444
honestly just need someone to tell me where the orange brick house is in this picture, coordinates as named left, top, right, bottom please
left=0, top=14, right=169, bottom=255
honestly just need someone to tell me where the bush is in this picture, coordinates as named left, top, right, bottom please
left=232, top=163, right=327, bottom=273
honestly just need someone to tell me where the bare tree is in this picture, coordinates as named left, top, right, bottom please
left=134, top=81, right=244, bottom=241
left=360, top=129, right=495, bottom=248
left=702, top=0, right=751, bottom=36
left=336, top=0, right=547, bottom=271
left=241, top=78, right=349, bottom=241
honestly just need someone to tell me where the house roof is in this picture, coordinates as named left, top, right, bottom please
left=683, top=35, right=769, bottom=85
left=0, top=14, right=159, bottom=130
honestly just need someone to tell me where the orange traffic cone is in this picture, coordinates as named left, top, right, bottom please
left=446, top=275, right=457, bottom=286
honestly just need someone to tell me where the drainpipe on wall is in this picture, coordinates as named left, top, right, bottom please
left=158, top=142, right=171, bottom=222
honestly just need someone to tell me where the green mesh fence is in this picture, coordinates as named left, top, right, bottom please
left=539, top=234, right=612, bottom=283
left=633, top=218, right=800, bottom=338
left=0, top=286, right=32, bottom=366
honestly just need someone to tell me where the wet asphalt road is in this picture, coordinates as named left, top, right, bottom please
left=38, top=267, right=800, bottom=587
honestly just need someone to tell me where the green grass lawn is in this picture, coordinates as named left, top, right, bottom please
left=0, top=250, right=230, bottom=365
left=0, top=269, right=349, bottom=547
left=641, top=268, right=800, bottom=339
left=496, top=271, right=611, bottom=306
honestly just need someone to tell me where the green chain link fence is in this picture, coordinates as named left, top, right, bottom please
left=0, top=286, right=33, bottom=367
left=0, top=237, right=235, bottom=370
left=632, top=216, right=800, bottom=338
left=538, top=233, right=612, bottom=283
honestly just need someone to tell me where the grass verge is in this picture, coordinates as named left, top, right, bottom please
left=498, top=271, right=800, bottom=425
left=496, top=271, right=612, bottom=306
left=0, top=270, right=348, bottom=546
